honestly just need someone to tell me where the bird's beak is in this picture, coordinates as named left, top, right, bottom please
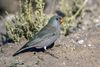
left=60, top=17, right=64, bottom=24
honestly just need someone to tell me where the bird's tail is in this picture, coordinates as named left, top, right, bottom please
left=13, top=50, right=22, bottom=56
left=13, top=48, right=25, bottom=56
left=12, top=44, right=31, bottom=56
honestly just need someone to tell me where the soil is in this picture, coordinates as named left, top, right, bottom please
left=0, top=27, right=100, bottom=67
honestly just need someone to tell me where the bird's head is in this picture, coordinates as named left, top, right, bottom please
left=55, top=10, right=66, bottom=24
left=48, top=15, right=64, bottom=24
left=48, top=16, right=64, bottom=28
left=48, top=10, right=65, bottom=25
left=48, top=14, right=65, bottom=29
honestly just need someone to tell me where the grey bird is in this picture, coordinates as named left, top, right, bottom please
left=13, top=11, right=65, bottom=56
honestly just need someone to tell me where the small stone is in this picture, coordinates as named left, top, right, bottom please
left=94, top=18, right=99, bottom=23
left=88, top=44, right=92, bottom=47
left=77, top=40, right=84, bottom=44
left=9, top=45, right=13, bottom=48
left=83, top=45, right=87, bottom=47
left=62, top=62, right=66, bottom=65
left=76, top=62, right=79, bottom=64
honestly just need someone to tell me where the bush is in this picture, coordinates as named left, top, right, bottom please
left=5, top=0, right=87, bottom=42
left=59, top=0, right=87, bottom=35
left=5, top=0, right=47, bottom=42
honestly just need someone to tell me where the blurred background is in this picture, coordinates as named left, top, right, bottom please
left=0, top=0, right=60, bottom=15
left=0, top=0, right=100, bottom=42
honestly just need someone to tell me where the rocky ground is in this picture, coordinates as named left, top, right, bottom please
left=0, top=0, right=100, bottom=67
left=0, top=26, right=100, bottom=67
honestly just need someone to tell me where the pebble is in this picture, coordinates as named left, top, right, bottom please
left=77, top=40, right=84, bottom=44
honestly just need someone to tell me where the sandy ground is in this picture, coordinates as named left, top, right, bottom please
left=0, top=27, right=100, bottom=67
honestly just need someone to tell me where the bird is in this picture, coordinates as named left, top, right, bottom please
left=13, top=11, right=65, bottom=56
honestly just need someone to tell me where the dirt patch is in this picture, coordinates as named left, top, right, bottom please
left=0, top=27, right=100, bottom=67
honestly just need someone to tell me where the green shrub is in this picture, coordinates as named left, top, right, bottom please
left=5, top=0, right=47, bottom=42
left=59, top=0, right=87, bottom=35
left=5, top=0, right=87, bottom=42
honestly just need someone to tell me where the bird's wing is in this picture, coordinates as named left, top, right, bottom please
left=13, top=27, right=59, bottom=56
left=15, top=24, right=59, bottom=52
left=27, top=24, right=58, bottom=47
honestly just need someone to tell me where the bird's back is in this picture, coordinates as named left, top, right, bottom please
left=25, top=24, right=60, bottom=48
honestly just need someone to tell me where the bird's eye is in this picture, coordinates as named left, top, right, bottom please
left=56, top=18, right=59, bottom=20
left=56, top=17, right=61, bottom=20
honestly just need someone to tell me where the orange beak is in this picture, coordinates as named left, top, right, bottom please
left=60, top=17, right=64, bottom=24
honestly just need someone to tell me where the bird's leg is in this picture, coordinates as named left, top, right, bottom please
left=44, top=46, right=47, bottom=50
left=43, top=46, right=59, bottom=59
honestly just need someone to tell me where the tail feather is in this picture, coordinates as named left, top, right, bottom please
left=13, top=44, right=31, bottom=56
left=13, top=50, right=22, bottom=56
